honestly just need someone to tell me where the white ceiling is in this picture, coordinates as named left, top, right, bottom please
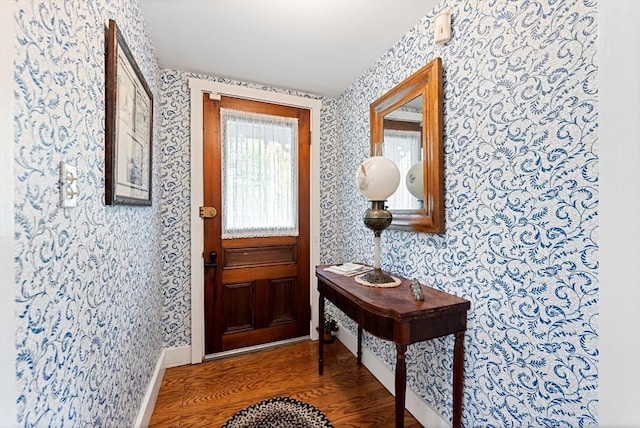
left=138, top=0, right=441, bottom=98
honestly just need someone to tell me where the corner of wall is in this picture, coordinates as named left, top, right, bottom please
left=598, top=2, right=640, bottom=426
left=0, top=0, right=18, bottom=425
left=164, top=345, right=192, bottom=368
left=133, top=345, right=191, bottom=428
left=134, top=350, right=166, bottom=428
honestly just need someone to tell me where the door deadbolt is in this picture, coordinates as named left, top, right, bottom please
left=199, top=206, right=217, bottom=218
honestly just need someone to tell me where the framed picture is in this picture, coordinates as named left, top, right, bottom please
left=105, top=19, right=153, bottom=206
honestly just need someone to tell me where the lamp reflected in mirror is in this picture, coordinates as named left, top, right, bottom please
left=405, top=160, right=424, bottom=207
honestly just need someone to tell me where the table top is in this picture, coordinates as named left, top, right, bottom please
left=316, top=265, right=470, bottom=323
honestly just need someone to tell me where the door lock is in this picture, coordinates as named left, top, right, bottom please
left=199, top=206, right=217, bottom=218
left=204, top=251, right=218, bottom=270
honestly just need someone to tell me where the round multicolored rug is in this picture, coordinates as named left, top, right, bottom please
left=221, top=396, right=334, bottom=428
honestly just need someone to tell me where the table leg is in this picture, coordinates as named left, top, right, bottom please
left=395, top=343, right=407, bottom=428
left=318, top=292, right=324, bottom=376
left=452, top=330, right=465, bottom=428
left=357, top=326, right=363, bottom=366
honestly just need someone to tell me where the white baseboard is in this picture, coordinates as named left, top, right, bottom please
left=335, top=325, right=450, bottom=428
left=134, top=349, right=167, bottom=428
left=135, top=345, right=192, bottom=427
left=164, top=345, right=192, bottom=368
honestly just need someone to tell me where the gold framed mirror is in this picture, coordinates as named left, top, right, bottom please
left=370, top=57, right=444, bottom=233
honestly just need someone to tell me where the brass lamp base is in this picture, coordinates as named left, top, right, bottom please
left=360, top=268, right=396, bottom=285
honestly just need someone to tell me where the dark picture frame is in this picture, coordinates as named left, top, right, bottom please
left=105, top=19, right=153, bottom=206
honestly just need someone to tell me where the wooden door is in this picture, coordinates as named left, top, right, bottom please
left=202, top=94, right=310, bottom=354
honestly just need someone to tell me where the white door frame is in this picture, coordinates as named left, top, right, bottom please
left=188, top=78, right=322, bottom=363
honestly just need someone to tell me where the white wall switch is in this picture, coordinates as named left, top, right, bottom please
left=434, top=11, right=452, bottom=44
left=60, top=162, right=78, bottom=208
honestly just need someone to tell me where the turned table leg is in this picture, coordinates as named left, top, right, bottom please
left=452, top=330, right=465, bottom=428
left=395, top=343, right=407, bottom=428
left=357, top=326, right=363, bottom=366
left=318, top=292, right=324, bottom=375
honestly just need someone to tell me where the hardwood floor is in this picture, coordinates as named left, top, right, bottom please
left=149, top=339, right=422, bottom=427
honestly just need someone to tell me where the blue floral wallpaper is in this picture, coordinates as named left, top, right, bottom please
left=330, top=0, right=598, bottom=426
left=11, top=0, right=598, bottom=424
left=13, top=0, right=163, bottom=425
left=158, top=70, right=192, bottom=347
left=157, top=1, right=598, bottom=425
left=158, top=70, right=335, bottom=347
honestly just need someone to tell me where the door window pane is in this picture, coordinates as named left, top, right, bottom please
left=221, top=108, right=298, bottom=239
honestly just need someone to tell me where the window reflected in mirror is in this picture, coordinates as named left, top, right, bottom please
left=383, top=95, right=423, bottom=210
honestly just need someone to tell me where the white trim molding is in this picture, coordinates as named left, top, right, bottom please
left=164, top=345, right=192, bottom=368
left=0, top=1, right=18, bottom=425
left=188, top=78, right=322, bottom=364
left=134, top=350, right=166, bottom=428
left=134, top=346, right=192, bottom=427
left=598, top=2, right=640, bottom=426
left=335, top=326, right=450, bottom=428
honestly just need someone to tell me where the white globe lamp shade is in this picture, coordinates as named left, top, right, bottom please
left=356, top=156, right=400, bottom=201
left=406, top=161, right=424, bottom=200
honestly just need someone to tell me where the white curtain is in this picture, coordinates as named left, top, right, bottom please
left=384, top=129, right=422, bottom=209
left=221, top=108, right=299, bottom=239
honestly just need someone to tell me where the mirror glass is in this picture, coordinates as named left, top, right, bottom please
left=383, top=95, right=423, bottom=210
left=370, top=57, right=444, bottom=233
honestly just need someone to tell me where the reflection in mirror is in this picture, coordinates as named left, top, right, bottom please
left=383, top=95, right=423, bottom=210
left=370, top=57, right=443, bottom=233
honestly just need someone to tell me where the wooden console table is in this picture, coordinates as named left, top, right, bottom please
left=316, top=266, right=470, bottom=428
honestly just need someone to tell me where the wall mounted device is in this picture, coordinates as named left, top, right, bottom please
left=60, top=162, right=79, bottom=208
left=434, top=11, right=452, bottom=44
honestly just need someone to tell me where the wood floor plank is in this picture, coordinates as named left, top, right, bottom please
left=149, top=340, right=422, bottom=427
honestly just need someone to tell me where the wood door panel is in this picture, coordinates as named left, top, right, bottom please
left=222, top=236, right=298, bottom=248
left=222, top=265, right=297, bottom=283
left=224, top=245, right=296, bottom=268
left=222, top=323, right=300, bottom=351
left=223, top=282, right=254, bottom=333
left=269, top=278, right=297, bottom=326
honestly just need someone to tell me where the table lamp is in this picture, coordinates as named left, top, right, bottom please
left=355, top=153, right=400, bottom=284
